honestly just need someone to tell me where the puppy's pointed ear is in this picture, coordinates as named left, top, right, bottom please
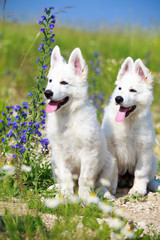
left=50, top=45, right=63, bottom=68
left=134, top=59, right=152, bottom=83
left=68, top=48, right=88, bottom=78
left=117, top=57, right=133, bottom=82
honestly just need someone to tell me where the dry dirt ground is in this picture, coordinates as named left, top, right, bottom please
left=115, top=188, right=160, bottom=234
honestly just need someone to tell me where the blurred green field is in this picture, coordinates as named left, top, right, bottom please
left=0, top=21, right=160, bottom=110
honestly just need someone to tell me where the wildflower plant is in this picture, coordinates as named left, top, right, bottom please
left=89, top=51, right=106, bottom=119
left=0, top=6, right=56, bottom=190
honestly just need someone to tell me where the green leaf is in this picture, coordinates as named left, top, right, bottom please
left=133, top=228, right=144, bottom=239
left=82, top=216, right=100, bottom=230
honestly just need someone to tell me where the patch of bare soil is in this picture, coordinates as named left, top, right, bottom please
left=114, top=188, right=160, bottom=234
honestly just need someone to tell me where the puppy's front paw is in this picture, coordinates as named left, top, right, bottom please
left=97, top=186, right=115, bottom=200
left=128, top=186, right=147, bottom=196
left=78, top=186, right=90, bottom=201
left=103, top=190, right=115, bottom=200
left=60, top=182, right=74, bottom=197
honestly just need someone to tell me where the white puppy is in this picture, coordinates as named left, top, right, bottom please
left=45, top=46, right=116, bottom=200
left=102, top=57, right=157, bottom=195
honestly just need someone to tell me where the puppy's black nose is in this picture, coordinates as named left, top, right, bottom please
left=115, top=96, right=123, bottom=104
left=44, top=90, right=53, bottom=99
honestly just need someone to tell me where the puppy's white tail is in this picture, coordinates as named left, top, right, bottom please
left=147, top=178, right=160, bottom=192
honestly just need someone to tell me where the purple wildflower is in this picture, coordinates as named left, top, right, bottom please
left=40, top=28, right=45, bottom=33
left=41, top=15, right=46, bottom=20
left=49, top=24, right=54, bottom=29
left=14, top=105, right=21, bottom=111
left=42, top=65, right=48, bottom=69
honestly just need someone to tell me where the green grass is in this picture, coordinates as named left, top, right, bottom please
left=0, top=21, right=160, bottom=107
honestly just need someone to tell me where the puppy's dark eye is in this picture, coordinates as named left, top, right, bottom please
left=60, top=81, right=68, bottom=85
left=49, top=79, right=52, bottom=83
left=119, top=87, right=122, bottom=90
left=130, top=89, right=137, bottom=93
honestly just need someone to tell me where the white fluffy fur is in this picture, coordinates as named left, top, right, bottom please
left=45, top=46, right=116, bottom=200
left=102, top=57, right=157, bottom=195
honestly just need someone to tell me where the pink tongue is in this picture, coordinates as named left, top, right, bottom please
left=115, top=106, right=129, bottom=122
left=46, top=101, right=58, bottom=113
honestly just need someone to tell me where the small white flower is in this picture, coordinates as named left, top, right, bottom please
left=121, top=223, right=134, bottom=239
left=111, top=59, right=117, bottom=65
left=85, top=179, right=94, bottom=188
left=100, top=178, right=111, bottom=187
left=107, top=67, right=112, bottom=72
left=115, top=208, right=130, bottom=218
left=21, top=164, right=32, bottom=172
left=69, top=195, right=80, bottom=204
left=98, top=202, right=112, bottom=214
left=137, top=221, right=146, bottom=229
left=55, top=194, right=65, bottom=204
left=44, top=198, right=59, bottom=209
left=86, top=192, right=100, bottom=204
left=47, top=185, right=54, bottom=191
left=2, top=165, right=15, bottom=175
left=106, top=218, right=123, bottom=230
left=112, top=233, right=123, bottom=240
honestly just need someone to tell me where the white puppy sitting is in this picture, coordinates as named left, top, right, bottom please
left=44, top=46, right=116, bottom=200
left=102, top=57, right=157, bottom=195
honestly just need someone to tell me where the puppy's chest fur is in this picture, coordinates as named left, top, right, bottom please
left=47, top=113, right=85, bottom=172
left=112, top=121, right=139, bottom=175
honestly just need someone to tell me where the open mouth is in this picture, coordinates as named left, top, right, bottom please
left=115, top=105, right=136, bottom=122
left=46, top=97, right=69, bottom=113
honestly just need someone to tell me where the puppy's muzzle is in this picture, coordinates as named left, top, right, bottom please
left=44, top=90, right=53, bottom=99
